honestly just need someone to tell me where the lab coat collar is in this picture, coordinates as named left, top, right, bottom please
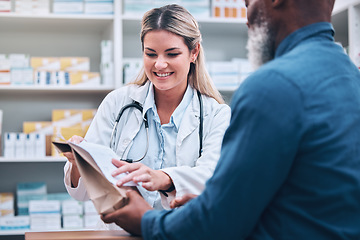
left=128, top=81, right=151, bottom=119
left=176, top=87, right=206, bottom=147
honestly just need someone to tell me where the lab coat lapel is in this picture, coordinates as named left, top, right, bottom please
left=176, top=90, right=200, bottom=151
left=115, top=82, right=150, bottom=155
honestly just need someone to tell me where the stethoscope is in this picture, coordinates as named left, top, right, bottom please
left=110, top=90, right=203, bottom=163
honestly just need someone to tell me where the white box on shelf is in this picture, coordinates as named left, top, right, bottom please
left=29, top=200, right=61, bottom=215
left=208, top=61, right=240, bottom=88
left=61, top=200, right=84, bottom=215
left=33, top=71, right=51, bottom=86
left=123, top=0, right=152, bottom=17
left=30, top=214, right=61, bottom=230
left=11, top=67, right=34, bottom=85
left=15, top=133, right=26, bottom=159
left=3, top=132, right=16, bottom=158
left=0, top=0, right=11, bottom=12
left=34, top=133, right=46, bottom=158
left=123, top=58, right=142, bottom=84
left=25, top=133, right=36, bottom=158
left=63, top=214, right=84, bottom=229
left=84, top=0, right=113, bottom=14
left=9, top=54, right=30, bottom=68
left=53, top=0, right=84, bottom=14
left=83, top=200, right=97, bottom=215
left=100, top=62, right=114, bottom=86
left=0, top=216, right=30, bottom=231
left=101, top=40, right=113, bottom=63
left=84, top=214, right=100, bottom=229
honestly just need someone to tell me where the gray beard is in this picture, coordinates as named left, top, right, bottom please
left=246, top=22, right=275, bottom=70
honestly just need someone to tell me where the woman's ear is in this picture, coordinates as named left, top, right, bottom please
left=191, top=43, right=200, bottom=61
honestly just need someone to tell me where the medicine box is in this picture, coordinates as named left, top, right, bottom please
left=29, top=200, right=61, bottom=215
left=31, top=57, right=61, bottom=71
left=16, top=182, right=47, bottom=215
left=0, top=216, right=30, bottom=230
left=63, top=215, right=84, bottom=229
left=60, top=57, right=90, bottom=72
left=84, top=0, right=114, bottom=14
left=84, top=214, right=100, bottom=229
left=0, top=193, right=14, bottom=217
left=30, top=214, right=61, bottom=230
left=84, top=200, right=97, bottom=215
left=0, top=0, right=11, bottom=12
left=3, top=132, right=16, bottom=158
left=68, top=72, right=100, bottom=86
left=53, top=0, right=84, bottom=14
left=61, top=200, right=83, bottom=215
left=10, top=67, right=34, bottom=85
left=23, top=121, right=53, bottom=135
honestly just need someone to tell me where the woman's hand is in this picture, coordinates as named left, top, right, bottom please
left=63, top=135, right=84, bottom=165
left=63, top=135, right=84, bottom=188
left=111, top=159, right=174, bottom=192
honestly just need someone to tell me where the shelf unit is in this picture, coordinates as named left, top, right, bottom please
left=2, top=1, right=358, bottom=238
left=332, top=0, right=360, bottom=64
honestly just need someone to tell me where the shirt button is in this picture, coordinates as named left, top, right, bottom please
left=123, top=139, right=130, bottom=145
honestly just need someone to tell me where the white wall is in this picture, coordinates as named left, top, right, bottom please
left=333, top=0, right=360, bottom=14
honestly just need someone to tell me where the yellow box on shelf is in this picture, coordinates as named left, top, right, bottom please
left=0, top=192, right=14, bottom=217
left=60, top=57, right=90, bottom=72
left=51, top=109, right=96, bottom=156
left=30, top=57, right=61, bottom=71
left=69, top=72, right=100, bottom=86
left=23, top=121, right=53, bottom=135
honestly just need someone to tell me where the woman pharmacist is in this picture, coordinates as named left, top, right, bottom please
left=63, top=4, right=231, bottom=230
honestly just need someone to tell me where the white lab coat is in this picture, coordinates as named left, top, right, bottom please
left=64, top=81, right=231, bottom=229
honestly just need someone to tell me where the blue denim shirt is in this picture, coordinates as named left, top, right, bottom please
left=141, top=22, right=360, bottom=239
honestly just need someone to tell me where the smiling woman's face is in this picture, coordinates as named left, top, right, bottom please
left=143, top=30, right=197, bottom=95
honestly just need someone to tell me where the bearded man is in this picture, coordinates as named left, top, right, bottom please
left=101, top=0, right=360, bottom=239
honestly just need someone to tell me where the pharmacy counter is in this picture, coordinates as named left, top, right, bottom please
left=25, top=230, right=142, bottom=240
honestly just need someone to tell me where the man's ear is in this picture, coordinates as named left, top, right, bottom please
left=272, top=0, right=286, bottom=8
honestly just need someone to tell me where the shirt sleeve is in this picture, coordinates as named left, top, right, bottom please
left=63, top=161, right=90, bottom=201
left=141, top=70, right=304, bottom=239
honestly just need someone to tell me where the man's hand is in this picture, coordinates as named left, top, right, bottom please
left=170, top=193, right=198, bottom=208
left=111, top=159, right=173, bottom=192
left=101, top=190, right=153, bottom=236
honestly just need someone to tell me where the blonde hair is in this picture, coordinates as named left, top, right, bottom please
left=131, top=4, right=224, bottom=104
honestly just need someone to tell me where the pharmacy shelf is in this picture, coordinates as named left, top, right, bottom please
left=122, top=17, right=248, bottom=62
left=0, top=13, right=113, bottom=33
left=0, top=85, right=114, bottom=94
left=0, top=157, right=66, bottom=163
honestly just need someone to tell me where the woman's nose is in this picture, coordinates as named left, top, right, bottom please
left=154, top=56, right=168, bottom=69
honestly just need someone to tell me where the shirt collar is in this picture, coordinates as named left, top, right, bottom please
left=143, top=82, right=156, bottom=120
left=171, top=84, right=193, bottom=129
left=142, top=83, right=194, bottom=129
left=275, top=22, right=335, bottom=59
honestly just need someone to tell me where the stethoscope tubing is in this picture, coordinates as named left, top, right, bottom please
left=110, top=90, right=203, bottom=162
